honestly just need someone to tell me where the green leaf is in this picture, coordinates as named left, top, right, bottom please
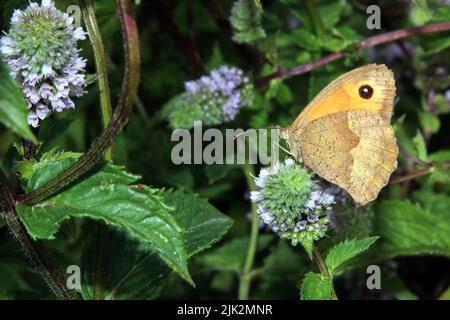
left=431, top=6, right=450, bottom=23
left=418, top=111, right=440, bottom=134
left=15, top=152, right=191, bottom=283
left=230, top=0, right=266, bottom=44
left=318, top=0, right=347, bottom=30
left=257, top=241, right=307, bottom=299
left=423, top=36, right=450, bottom=55
left=162, top=189, right=233, bottom=256
left=340, top=200, right=450, bottom=274
left=199, top=235, right=273, bottom=272
left=0, top=59, right=37, bottom=143
left=81, top=190, right=232, bottom=299
left=412, top=130, right=428, bottom=162
left=292, top=29, right=320, bottom=52
left=375, top=200, right=450, bottom=256
left=325, top=237, right=378, bottom=275
left=300, top=272, right=332, bottom=300
left=410, top=0, right=431, bottom=25
left=429, top=163, right=450, bottom=184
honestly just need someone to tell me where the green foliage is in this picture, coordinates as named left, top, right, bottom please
left=230, top=0, right=266, bottom=44
left=300, top=272, right=332, bottom=300
left=0, top=60, right=37, bottom=143
left=162, top=189, right=233, bottom=256
left=2, top=0, right=450, bottom=301
left=15, top=151, right=191, bottom=283
left=81, top=190, right=232, bottom=299
left=374, top=200, right=450, bottom=257
left=199, top=235, right=273, bottom=272
left=325, top=237, right=378, bottom=275
left=340, top=200, right=450, bottom=274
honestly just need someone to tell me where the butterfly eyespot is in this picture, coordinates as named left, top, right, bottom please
left=359, top=84, right=373, bottom=99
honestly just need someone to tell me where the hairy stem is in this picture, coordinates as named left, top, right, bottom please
left=256, top=22, right=450, bottom=85
left=81, top=0, right=119, bottom=300
left=0, top=172, right=77, bottom=300
left=312, top=243, right=338, bottom=300
left=238, top=163, right=259, bottom=300
left=81, top=0, right=114, bottom=161
left=18, top=0, right=141, bottom=206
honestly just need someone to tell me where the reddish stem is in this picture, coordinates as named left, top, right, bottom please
left=256, top=22, right=450, bottom=85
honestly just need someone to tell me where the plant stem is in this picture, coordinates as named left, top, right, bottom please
left=18, top=0, right=141, bottom=206
left=312, top=243, right=338, bottom=300
left=256, top=22, right=450, bottom=85
left=398, top=144, right=432, bottom=168
left=81, top=0, right=113, bottom=161
left=239, top=163, right=259, bottom=300
left=81, top=0, right=117, bottom=300
left=304, top=0, right=324, bottom=36
left=390, top=161, right=450, bottom=184
left=0, top=171, right=77, bottom=300
left=154, top=0, right=205, bottom=75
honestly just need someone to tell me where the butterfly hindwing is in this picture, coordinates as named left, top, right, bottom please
left=283, top=64, right=398, bottom=205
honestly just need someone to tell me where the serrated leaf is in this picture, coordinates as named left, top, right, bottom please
left=300, top=272, right=332, bottom=300
left=0, top=59, right=37, bottom=143
left=375, top=200, right=450, bottom=256
left=162, top=189, right=233, bottom=256
left=338, top=200, right=450, bottom=274
left=15, top=152, right=191, bottom=283
left=325, top=237, right=378, bottom=275
left=81, top=190, right=232, bottom=300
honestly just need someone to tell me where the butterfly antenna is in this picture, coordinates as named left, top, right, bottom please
left=275, top=141, right=293, bottom=157
left=233, top=130, right=257, bottom=140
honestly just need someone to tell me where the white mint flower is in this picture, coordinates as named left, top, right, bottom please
left=171, top=65, right=253, bottom=128
left=0, top=0, right=87, bottom=127
left=250, top=158, right=339, bottom=248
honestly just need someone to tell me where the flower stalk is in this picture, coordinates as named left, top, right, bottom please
left=239, top=162, right=259, bottom=300
left=81, top=0, right=113, bottom=161
left=312, top=243, right=338, bottom=300
left=18, top=0, right=141, bottom=206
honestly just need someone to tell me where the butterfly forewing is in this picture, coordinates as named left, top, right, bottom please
left=285, top=64, right=398, bottom=205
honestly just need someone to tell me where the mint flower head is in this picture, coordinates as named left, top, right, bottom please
left=169, top=66, right=254, bottom=129
left=0, top=0, right=87, bottom=127
left=250, top=159, right=338, bottom=254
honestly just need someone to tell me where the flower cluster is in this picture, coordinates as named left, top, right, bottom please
left=250, top=159, right=340, bottom=251
left=0, top=0, right=86, bottom=127
left=169, top=66, right=254, bottom=129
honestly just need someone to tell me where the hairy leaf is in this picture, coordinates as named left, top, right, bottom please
left=15, top=152, right=191, bottom=283
left=300, top=272, right=332, bottom=300
left=325, top=237, right=378, bottom=275
left=81, top=190, right=232, bottom=299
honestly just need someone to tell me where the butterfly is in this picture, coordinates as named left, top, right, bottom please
left=280, top=64, right=398, bottom=205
